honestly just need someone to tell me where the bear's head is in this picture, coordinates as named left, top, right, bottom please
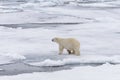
left=52, top=37, right=60, bottom=43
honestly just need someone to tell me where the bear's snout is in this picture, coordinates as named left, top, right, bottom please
left=52, top=39, right=54, bottom=42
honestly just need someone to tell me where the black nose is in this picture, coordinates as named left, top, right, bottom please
left=52, top=39, right=54, bottom=42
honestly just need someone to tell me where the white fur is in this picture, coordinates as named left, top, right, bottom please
left=52, top=37, right=80, bottom=56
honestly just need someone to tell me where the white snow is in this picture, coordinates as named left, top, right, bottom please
left=0, top=2, right=120, bottom=64
left=30, top=59, right=65, bottom=67
left=0, top=56, right=12, bottom=65
left=0, top=9, right=92, bottom=24
left=0, top=1, right=120, bottom=79
left=0, top=52, right=25, bottom=64
left=0, top=52, right=26, bottom=60
left=0, top=20, right=120, bottom=64
left=29, top=55, right=120, bottom=67
left=1, top=63, right=120, bottom=80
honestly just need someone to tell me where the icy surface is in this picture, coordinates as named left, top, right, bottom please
left=0, top=0, right=120, bottom=77
left=29, top=55, right=120, bottom=67
left=0, top=55, right=25, bottom=65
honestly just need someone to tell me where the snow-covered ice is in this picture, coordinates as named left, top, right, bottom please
left=0, top=0, right=120, bottom=78
left=29, top=55, right=120, bottom=67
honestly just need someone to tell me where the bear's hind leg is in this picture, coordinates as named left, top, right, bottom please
left=74, top=49, right=80, bottom=56
left=67, top=50, right=72, bottom=54
left=67, top=50, right=75, bottom=54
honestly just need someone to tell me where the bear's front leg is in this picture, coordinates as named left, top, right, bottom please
left=59, top=45, right=64, bottom=55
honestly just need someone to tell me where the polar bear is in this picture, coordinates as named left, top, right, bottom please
left=52, top=37, right=80, bottom=56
